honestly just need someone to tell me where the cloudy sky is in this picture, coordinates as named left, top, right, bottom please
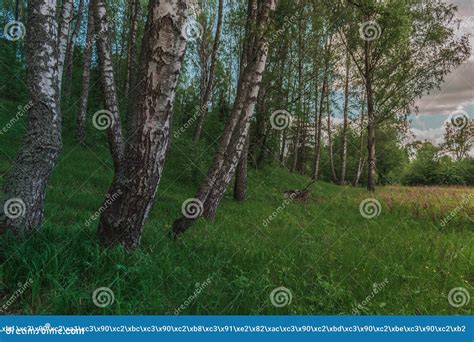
left=410, top=0, right=474, bottom=146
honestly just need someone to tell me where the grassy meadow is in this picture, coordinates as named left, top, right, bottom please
left=0, top=98, right=473, bottom=315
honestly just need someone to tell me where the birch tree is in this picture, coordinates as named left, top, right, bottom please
left=96, top=0, right=189, bottom=250
left=57, top=0, right=73, bottom=93
left=193, top=0, right=224, bottom=143
left=94, top=0, right=125, bottom=172
left=171, top=0, right=278, bottom=237
left=76, top=0, right=95, bottom=145
left=1, top=0, right=61, bottom=235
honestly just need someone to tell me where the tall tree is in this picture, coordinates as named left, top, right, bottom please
left=339, top=49, right=351, bottom=184
left=1, top=0, right=61, bottom=235
left=233, top=0, right=258, bottom=201
left=63, top=0, right=84, bottom=99
left=57, top=0, right=73, bottom=93
left=193, top=0, right=224, bottom=142
left=442, top=119, right=474, bottom=161
left=172, top=0, right=278, bottom=237
left=313, top=37, right=331, bottom=180
left=340, top=0, right=470, bottom=191
left=94, top=0, right=125, bottom=172
left=125, top=0, right=140, bottom=96
left=76, top=0, right=95, bottom=145
left=96, top=0, right=189, bottom=250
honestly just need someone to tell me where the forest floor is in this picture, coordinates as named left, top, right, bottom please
left=0, top=99, right=473, bottom=315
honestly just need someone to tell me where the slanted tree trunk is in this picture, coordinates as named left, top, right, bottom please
left=193, top=0, right=224, bottom=143
left=0, top=0, right=61, bottom=235
left=339, top=50, right=350, bottom=185
left=63, top=0, right=84, bottom=99
left=96, top=0, right=189, bottom=250
left=76, top=0, right=95, bottom=145
left=364, top=39, right=376, bottom=192
left=57, top=0, right=73, bottom=93
left=125, top=0, right=139, bottom=96
left=94, top=0, right=125, bottom=173
left=234, top=134, right=250, bottom=201
left=172, top=0, right=278, bottom=238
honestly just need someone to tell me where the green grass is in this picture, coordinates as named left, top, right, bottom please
left=0, top=98, right=473, bottom=315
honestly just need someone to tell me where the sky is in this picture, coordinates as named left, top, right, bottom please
left=410, top=0, right=474, bottom=146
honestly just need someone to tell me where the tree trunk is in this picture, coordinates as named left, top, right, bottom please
left=76, top=0, right=95, bottom=145
left=313, top=65, right=328, bottom=180
left=1, top=0, right=61, bottom=236
left=96, top=0, right=189, bottom=250
left=94, top=0, right=125, bottom=173
left=125, top=0, right=139, bottom=97
left=354, top=100, right=366, bottom=187
left=172, top=0, right=277, bottom=238
left=193, top=0, right=224, bottom=143
left=339, top=50, right=350, bottom=185
left=254, top=86, right=267, bottom=167
left=311, top=62, right=319, bottom=178
left=234, top=134, right=250, bottom=201
left=313, top=38, right=331, bottom=180
left=365, top=40, right=376, bottom=192
left=63, top=0, right=84, bottom=99
left=291, top=117, right=300, bottom=173
left=57, top=0, right=73, bottom=93
left=327, top=87, right=338, bottom=183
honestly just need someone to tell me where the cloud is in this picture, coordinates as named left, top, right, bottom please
left=415, top=61, right=474, bottom=116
